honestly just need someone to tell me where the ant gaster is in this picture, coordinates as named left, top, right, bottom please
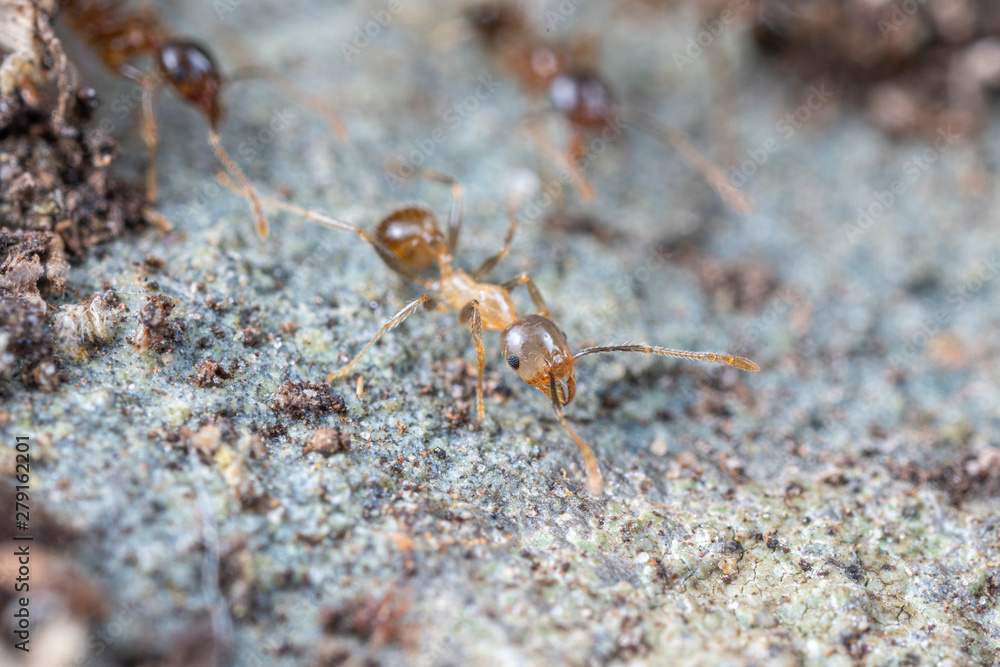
left=467, top=1, right=752, bottom=215
left=225, top=172, right=760, bottom=496
left=62, top=0, right=347, bottom=239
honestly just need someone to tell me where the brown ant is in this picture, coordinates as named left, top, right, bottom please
left=60, top=0, right=347, bottom=239
left=222, top=171, right=759, bottom=495
left=466, top=1, right=752, bottom=215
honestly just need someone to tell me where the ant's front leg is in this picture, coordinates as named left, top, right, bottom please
left=502, top=273, right=550, bottom=318
left=461, top=300, right=486, bottom=423
left=122, top=66, right=159, bottom=203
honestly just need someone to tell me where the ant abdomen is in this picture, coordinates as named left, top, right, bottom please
left=157, top=41, right=224, bottom=128
left=501, top=314, right=576, bottom=405
left=549, top=72, right=616, bottom=127
left=375, top=207, right=447, bottom=272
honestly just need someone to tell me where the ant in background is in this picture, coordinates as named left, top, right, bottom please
left=61, top=0, right=348, bottom=239
left=222, top=171, right=759, bottom=495
left=466, top=1, right=753, bottom=215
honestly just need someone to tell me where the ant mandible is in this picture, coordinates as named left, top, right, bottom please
left=466, top=1, right=752, bottom=215
left=61, top=0, right=347, bottom=239
left=224, top=172, right=760, bottom=496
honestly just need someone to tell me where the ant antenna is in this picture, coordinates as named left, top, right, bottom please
left=620, top=108, right=754, bottom=216
left=225, top=65, right=349, bottom=140
left=573, top=343, right=760, bottom=371
left=208, top=131, right=269, bottom=239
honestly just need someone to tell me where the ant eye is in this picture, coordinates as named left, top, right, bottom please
left=507, top=354, right=520, bottom=369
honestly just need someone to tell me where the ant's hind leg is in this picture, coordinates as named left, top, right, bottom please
left=518, top=118, right=595, bottom=202
left=414, top=170, right=464, bottom=255
left=501, top=273, right=550, bottom=318
left=327, top=294, right=431, bottom=383
left=473, top=199, right=519, bottom=280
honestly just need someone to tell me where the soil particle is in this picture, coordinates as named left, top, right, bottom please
left=271, top=381, right=347, bottom=420
left=305, top=427, right=351, bottom=455
left=131, top=294, right=178, bottom=353
left=0, top=293, right=60, bottom=390
left=193, top=358, right=232, bottom=387
left=0, top=228, right=67, bottom=297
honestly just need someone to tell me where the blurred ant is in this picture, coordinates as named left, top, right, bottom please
left=222, top=171, right=759, bottom=495
left=466, top=1, right=752, bottom=215
left=61, top=0, right=347, bottom=239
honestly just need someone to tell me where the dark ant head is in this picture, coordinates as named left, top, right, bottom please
left=500, top=314, right=576, bottom=406
left=548, top=71, right=616, bottom=127
left=158, top=40, right=224, bottom=128
left=375, top=207, right=448, bottom=272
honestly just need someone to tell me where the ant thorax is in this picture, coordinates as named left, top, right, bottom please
left=437, top=270, right=518, bottom=331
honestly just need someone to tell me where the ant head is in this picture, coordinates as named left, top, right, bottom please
left=158, top=40, right=224, bottom=128
left=500, top=314, right=576, bottom=406
left=375, top=207, right=447, bottom=273
left=548, top=71, right=615, bottom=127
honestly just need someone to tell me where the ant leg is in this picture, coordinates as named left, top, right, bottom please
left=567, top=124, right=588, bottom=162
left=140, top=82, right=159, bottom=203
left=621, top=108, right=754, bottom=216
left=518, top=116, right=595, bottom=201
left=501, top=273, right=550, bottom=318
left=208, top=129, right=269, bottom=239
left=122, top=67, right=160, bottom=203
left=327, top=294, right=431, bottom=382
left=217, top=173, right=432, bottom=287
left=473, top=197, right=518, bottom=280
left=226, top=65, right=348, bottom=139
left=466, top=300, right=486, bottom=422
left=573, top=343, right=760, bottom=372
left=548, top=373, right=603, bottom=495
left=413, top=169, right=464, bottom=256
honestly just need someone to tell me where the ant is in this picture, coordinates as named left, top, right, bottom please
left=222, top=171, right=760, bottom=495
left=466, top=1, right=753, bottom=215
left=60, top=0, right=347, bottom=239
